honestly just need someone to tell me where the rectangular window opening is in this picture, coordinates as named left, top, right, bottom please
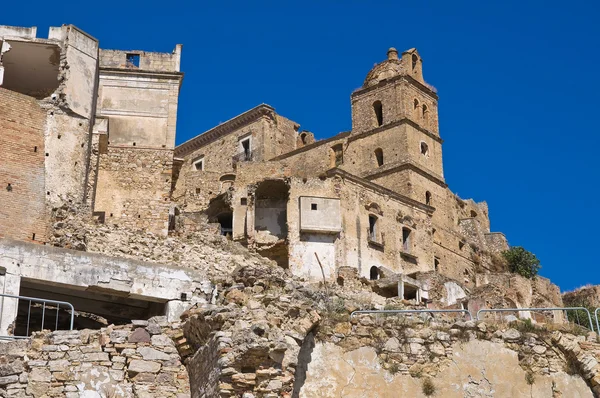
left=193, top=158, right=204, bottom=171
left=241, top=198, right=248, bottom=205
left=402, top=227, right=411, bottom=253
left=126, top=53, right=140, bottom=68
left=311, top=203, right=318, bottom=210
left=369, top=215, right=377, bottom=240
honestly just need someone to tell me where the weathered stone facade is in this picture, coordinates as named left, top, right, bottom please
left=171, top=46, right=510, bottom=298
left=2, top=22, right=592, bottom=398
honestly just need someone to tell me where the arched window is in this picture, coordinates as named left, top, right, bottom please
left=331, top=144, right=343, bottom=167
left=219, top=174, right=236, bottom=192
left=373, top=100, right=383, bottom=127
left=414, top=99, right=419, bottom=110
left=470, top=210, right=477, bottom=218
left=300, top=133, right=308, bottom=145
left=374, top=148, right=384, bottom=167
left=412, top=54, right=418, bottom=70
left=425, top=191, right=432, bottom=205
left=422, top=104, right=428, bottom=124
left=420, top=142, right=429, bottom=156
left=370, top=266, right=380, bottom=280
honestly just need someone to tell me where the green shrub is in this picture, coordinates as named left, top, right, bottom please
left=502, top=246, right=541, bottom=279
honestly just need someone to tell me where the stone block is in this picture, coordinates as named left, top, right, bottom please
left=129, top=328, right=151, bottom=343
left=137, top=347, right=171, bottom=361
left=128, top=360, right=161, bottom=374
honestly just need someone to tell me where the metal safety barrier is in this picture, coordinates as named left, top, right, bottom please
left=595, top=308, right=600, bottom=335
left=476, top=307, right=594, bottom=333
left=351, top=309, right=473, bottom=320
left=0, top=293, right=75, bottom=339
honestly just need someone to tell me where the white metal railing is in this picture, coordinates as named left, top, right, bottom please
left=0, top=293, right=75, bottom=339
left=351, top=309, right=473, bottom=320
left=476, top=307, right=594, bottom=332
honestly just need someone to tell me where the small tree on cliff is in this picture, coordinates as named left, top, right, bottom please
left=502, top=246, right=541, bottom=279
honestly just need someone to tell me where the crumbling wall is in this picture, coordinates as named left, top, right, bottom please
left=43, top=111, right=91, bottom=207
left=94, top=148, right=173, bottom=235
left=0, top=319, right=190, bottom=398
left=100, top=47, right=181, bottom=72
left=0, top=87, right=49, bottom=243
left=564, top=285, right=600, bottom=308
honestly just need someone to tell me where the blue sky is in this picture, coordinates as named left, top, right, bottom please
left=5, top=0, right=599, bottom=291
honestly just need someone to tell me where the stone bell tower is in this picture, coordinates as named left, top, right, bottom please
left=344, top=47, right=446, bottom=206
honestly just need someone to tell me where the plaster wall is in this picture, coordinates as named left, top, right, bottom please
left=97, top=73, right=180, bottom=149
left=59, top=25, right=99, bottom=119
left=299, top=341, right=593, bottom=397
left=0, top=238, right=212, bottom=335
left=44, top=113, right=91, bottom=206
left=299, top=196, right=341, bottom=233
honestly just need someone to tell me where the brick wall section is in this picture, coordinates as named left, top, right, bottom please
left=0, top=87, right=48, bottom=242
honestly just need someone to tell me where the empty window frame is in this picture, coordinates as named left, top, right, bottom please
left=425, top=191, right=432, bottom=205
left=402, top=227, right=411, bottom=253
left=332, top=144, right=343, bottom=167
left=374, top=148, right=384, bottom=167
left=240, top=137, right=251, bottom=159
left=192, top=157, right=205, bottom=171
left=126, top=53, right=140, bottom=68
left=420, top=142, right=429, bottom=156
left=434, top=257, right=440, bottom=272
left=373, top=100, right=383, bottom=127
left=368, top=215, right=378, bottom=241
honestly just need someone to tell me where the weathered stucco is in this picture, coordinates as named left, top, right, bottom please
left=300, top=340, right=593, bottom=397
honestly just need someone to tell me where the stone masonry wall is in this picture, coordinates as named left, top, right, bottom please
left=0, top=87, right=49, bottom=243
left=0, top=318, right=189, bottom=398
left=94, top=147, right=173, bottom=235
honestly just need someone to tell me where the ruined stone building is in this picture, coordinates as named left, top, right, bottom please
left=0, top=24, right=563, bottom=338
left=171, top=47, right=512, bottom=301
left=3, top=23, right=596, bottom=398
left=0, top=25, right=203, bottom=338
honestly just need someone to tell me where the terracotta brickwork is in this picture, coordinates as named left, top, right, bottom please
left=0, top=87, right=48, bottom=243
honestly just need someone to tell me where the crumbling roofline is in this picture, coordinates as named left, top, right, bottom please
left=174, top=104, right=276, bottom=158
left=270, top=131, right=351, bottom=161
